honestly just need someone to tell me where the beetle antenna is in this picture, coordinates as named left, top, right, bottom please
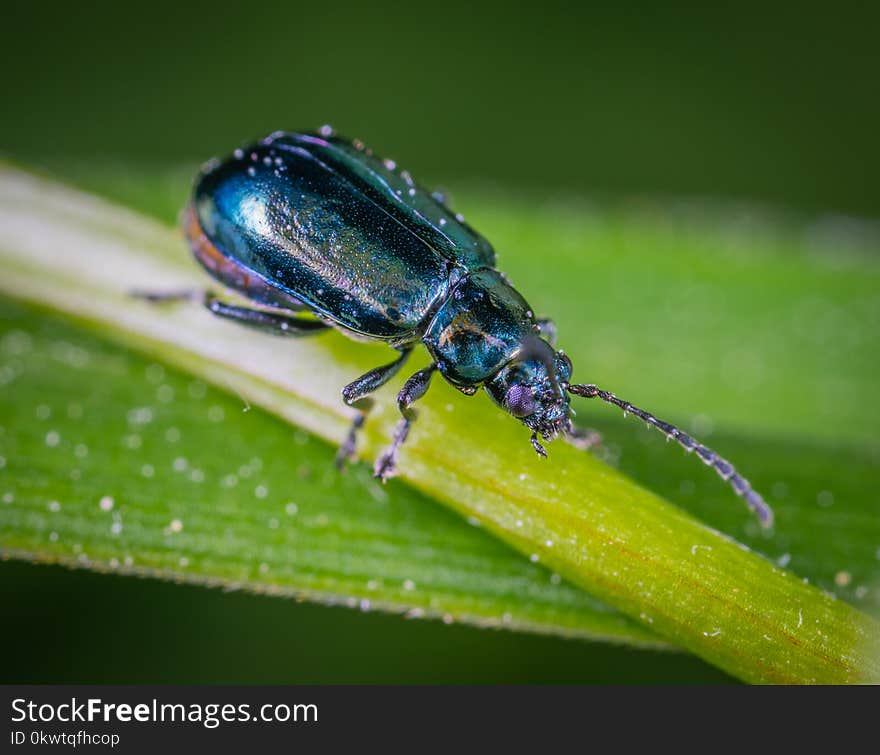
left=517, top=335, right=564, bottom=404
left=567, top=383, right=773, bottom=527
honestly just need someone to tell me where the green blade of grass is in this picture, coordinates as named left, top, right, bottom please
left=0, top=296, right=659, bottom=646
left=56, top=162, right=880, bottom=613
left=1, top=164, right=878, bottom=682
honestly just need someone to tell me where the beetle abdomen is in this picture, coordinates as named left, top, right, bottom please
left=190, top=135, right=454, bottom=340
left=184, top=204, right=308, bottom=311
left=283, top=132, right=497, bottom=270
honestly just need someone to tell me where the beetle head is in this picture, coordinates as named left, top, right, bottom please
left=485, top=337, right=573, bottom=440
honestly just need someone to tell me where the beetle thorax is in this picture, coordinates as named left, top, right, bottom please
left=423, top=270, right=538, bottom=386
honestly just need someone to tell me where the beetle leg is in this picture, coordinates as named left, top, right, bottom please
left=530, top=432, right=548, bottom=457
left=536, top=318, right=557, bottom=346
left=133, top=288, right=329, bottom=335
left=336, top=348, right=413, bottom=468
left=335, top=404, right=371, bottom=469
left=204, top=295, right=330, bottom=336
left=374, top=363, right=438, bottom=482
left=130, top=288, right=200, bottom=303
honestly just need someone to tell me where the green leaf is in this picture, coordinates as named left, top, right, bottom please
left=0, top=164, right=665, bottom=649
left=1, top=163, right=878, bottom=683
left=0, top=295, right=659, bottom=646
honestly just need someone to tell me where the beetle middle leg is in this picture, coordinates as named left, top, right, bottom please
left=336, top=348, right=413, bottom=468
left=374, top=363, right=438, bottom=482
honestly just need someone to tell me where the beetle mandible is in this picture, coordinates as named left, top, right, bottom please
left=141, top=127, right=773, bottom=527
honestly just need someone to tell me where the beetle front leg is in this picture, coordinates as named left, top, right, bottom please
left=530, top=432, right=547, bottom=457
left=374, top=363, right=438, bottom=482
left=336, top=348, right=413, bottom=468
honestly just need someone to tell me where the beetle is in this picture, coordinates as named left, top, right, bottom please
left=139, top=127, right=773, bottom=527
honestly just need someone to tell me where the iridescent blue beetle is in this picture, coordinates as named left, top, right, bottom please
left=142, top=127, right=772, bottom=527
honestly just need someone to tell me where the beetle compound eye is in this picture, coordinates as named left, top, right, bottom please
left=505, top=384, right=537, bottom=417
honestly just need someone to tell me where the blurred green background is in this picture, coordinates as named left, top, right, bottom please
left=4, top=1, right=879, bottom=216
left=1, top=1, right=877, bottom=683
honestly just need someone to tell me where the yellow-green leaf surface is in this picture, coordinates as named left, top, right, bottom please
left=1, top=164, right=878, bottom=683
left=1, top=297, right=658, bottom=645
